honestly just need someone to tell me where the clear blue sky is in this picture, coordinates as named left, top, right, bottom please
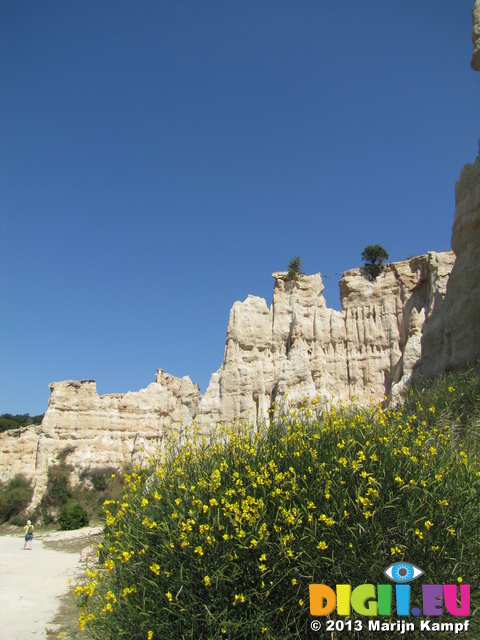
left=1, top=1, right=479, bottom=416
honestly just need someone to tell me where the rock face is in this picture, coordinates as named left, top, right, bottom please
left=197, top=252, right=455, bottom=427
left=0, top=370, right=201, bottom=507
left=472, top=0, right=480, bottom=71
left=420, top=144, right=480, bottom=377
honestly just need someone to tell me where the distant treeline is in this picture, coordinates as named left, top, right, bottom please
left=0, top=413, right=44, bottom=434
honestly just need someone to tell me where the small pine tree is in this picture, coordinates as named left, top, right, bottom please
left=361, top=245, right=389, bottom=279
left=287, top=257, right=304, bottom=278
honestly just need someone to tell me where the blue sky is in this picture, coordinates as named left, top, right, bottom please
left=1, top=1, right=479, bottom=416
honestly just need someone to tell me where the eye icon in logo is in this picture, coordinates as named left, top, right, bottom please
left=384, top=562, right=424, bottom=583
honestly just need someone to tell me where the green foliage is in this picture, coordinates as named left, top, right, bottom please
left=0, top=475, right=33, bottom=524
left=58, top=502, right=89, bottom=530
left=40, top=463, right=73, bottom=510
left=361, top=244, right=389, bottom=266
left=361, top=244, right=389, bottom=279
left=287, top=256, right=304, bottom=278
left=80, top=466, right=119, bottom=492
left=35, top=461, right=126, bottom=525
left=75, top=370, right=480, bottom=639
left=0, top=413, right=44, bottom=434
left=36, top=462, right=74, bottom=524
left=405, top=364, right=480, bottom=447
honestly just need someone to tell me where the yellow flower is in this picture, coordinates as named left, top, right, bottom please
left=291, top=578, right=297, bottom=585
left=121, top=550, right=134, bottom=563
left=148, top=631, right=153, bottom=640
left=166, top=591, right=173, bottom=602
left=299, top=599, right=304, bottom=606
left=204, top=576, right=211, bottom=587
left=317, top=541, right=328, bottom=550
left=424, top=520, right=434, bottom=530
left=150, top=563, right=160, bottom=576
left=457, top=577, right=463, bottom=583
left=448, top=528, right=456, bottom=537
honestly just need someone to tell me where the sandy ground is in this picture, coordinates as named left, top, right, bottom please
left=0, top=526, right=102, bottom=640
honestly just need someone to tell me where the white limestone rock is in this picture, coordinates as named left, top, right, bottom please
left=0, top=370, right=201, bottom=508
left=472, top=0, right=480, bottom=71
left=420, top=144, right=480, bottom=376
left=197, top=253, right=455, bottom=426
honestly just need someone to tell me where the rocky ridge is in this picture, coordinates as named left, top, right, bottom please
left=196, top=252, right=455, bottom=427
left=0, top=370, right=201, bottom=507
left=0, top=251, right=458, bottom=504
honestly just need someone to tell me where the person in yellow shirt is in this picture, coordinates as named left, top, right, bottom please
left=23, top=519, right=34, bottom=550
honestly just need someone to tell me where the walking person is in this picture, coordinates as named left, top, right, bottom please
left=23, top=519, right=34, bottom=550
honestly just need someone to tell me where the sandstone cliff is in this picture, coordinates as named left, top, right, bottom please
left=197, top=252, right=455, bottom=427
left=472, top=0, right=480, bottom=71
left=0, top=370, right=201, bottom=507
left=419, top=143, right=480, bottom=377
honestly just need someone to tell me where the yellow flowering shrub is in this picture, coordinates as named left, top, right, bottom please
left=74, top=368, right=480, bottom=639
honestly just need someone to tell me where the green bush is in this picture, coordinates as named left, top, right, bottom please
left=287, top=257, right=305, bottom=278
left=75, top=370, right=480, bottom=639
left=58, top=503, right=89, bottom=530
left=0, top=475, right=33, bottom=524
left=80, top=466, right=120, bottom=492
left=35, top=462, right=73, bottom=524
left=361, top=244, right=389, bottom=280
left=405, top=365, right=480, bottom=444
left=39, top=463, right=73, bottom=509
left=0, top=413, right=44, bottom=434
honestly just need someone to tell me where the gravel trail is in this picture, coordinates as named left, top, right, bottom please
left=0, top=527, right=101, bottom=640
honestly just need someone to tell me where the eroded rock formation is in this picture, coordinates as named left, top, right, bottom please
left=419, top=143, right=480, bottom=376
left=472, top=0, right=480, bottom=71
left=0, top=370, right=201, bottom=507
left=197, top=253, right=455, bottom=427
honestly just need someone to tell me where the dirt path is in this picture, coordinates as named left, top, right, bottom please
left=0, top=527, right=101, bottom=640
